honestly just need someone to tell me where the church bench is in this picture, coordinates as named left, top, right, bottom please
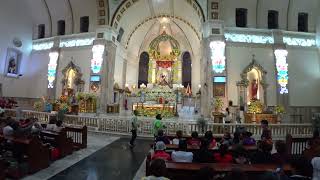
left=164, top=162, right=292, bottom=180
left=286, top=134, right=312, bottom=157
left=0, top=134, right=50, bottom=174
left=40, top=130, right=73, bottom=157
left=64, top=125, right=87, bottom=149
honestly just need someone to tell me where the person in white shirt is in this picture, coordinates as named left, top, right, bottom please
left=171, top=140, right=193, bottom=162
left=312, top=157, right=320, bottom=180
left=172, top=130, right=183, bottom=145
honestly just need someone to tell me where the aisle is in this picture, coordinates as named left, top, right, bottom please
left=49, top=137, right=152, bottom=180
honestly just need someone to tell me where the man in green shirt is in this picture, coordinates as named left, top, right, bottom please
left=129, top=110, right=139, bottom=147
left=153, top=114, right=166, bottom=137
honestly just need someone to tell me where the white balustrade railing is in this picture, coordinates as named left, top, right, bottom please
left=4, top=109, right=313, bottom=138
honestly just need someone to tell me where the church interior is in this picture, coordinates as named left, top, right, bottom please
left=0, top=0, right=320, bottom=179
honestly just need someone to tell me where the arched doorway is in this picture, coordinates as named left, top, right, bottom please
left=138, top=52, right=149, bottom=88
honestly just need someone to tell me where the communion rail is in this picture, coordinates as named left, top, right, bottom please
left=4, top=109, right=313, bottom=138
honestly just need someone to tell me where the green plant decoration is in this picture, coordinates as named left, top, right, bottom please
left=247, top=99, right=263, bottom=113
left=214, top=97, right=224, bottom=112
left=274, top=105, right=285, bottom=114
left=33, top=101, right=43, bottom=112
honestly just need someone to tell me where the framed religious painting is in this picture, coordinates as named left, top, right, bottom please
left=4, top=48, right=22, bottom=78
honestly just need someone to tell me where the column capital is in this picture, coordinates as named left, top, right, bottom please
left=95, top=25, right=118, bottom=42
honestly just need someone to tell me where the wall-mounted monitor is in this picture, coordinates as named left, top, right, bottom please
left=214, top=76, right=226, bottom=83
left=90, top=75, right=101, bottom=82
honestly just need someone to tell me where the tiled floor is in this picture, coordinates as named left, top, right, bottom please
left=22, top=132, right=120, bottom=180
left=49, top=137, right=152, bottom=180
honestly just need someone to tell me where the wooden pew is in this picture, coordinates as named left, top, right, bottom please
left=40, top=130, right=73, bottom=157
left=164, top=162, right=292, bottom=180
left=165, top=144, right=257, bottom=153
left=65, top=125, right=87, bottom=149
left=0, top=134, right=50, bottom=173
left=0, top=160, right=6, bottom=180
left=286, top=134, right=312, bottom=157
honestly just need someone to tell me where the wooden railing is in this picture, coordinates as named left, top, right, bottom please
left=4, top=109, right=313, bottom=138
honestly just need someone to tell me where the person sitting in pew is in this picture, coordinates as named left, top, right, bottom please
left=193, top=138, right=215, bottom=163
left=142, top=159, right=170, bottom=180
left=213, top=144, right=233, bottom=163
left=272, top=140, right=288, bottom=165
left=204, top=131, right=217, bottom=149
left=171, top=140, right=193, bottom=162
left=172, top=130, right=183, bottom=145
left=233, top=146, right=250, bottom=164
left=220, top=131, right=233, bottom=146
left=187, top=131, right=201, bottom=147
left=46, top=120, right=63, bottom=133
left=152, top=141, right=171, bottom=161
left=251, top=141, right=273, bottom=164
left=242, top=131, right=256, bottom=146
left=155, top=130, right=170, bottom=145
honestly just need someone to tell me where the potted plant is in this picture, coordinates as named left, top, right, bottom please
left=33, top=101, right=43, bottom=112
left=214, top=97, right=224, bottom=113
left=247, top=99, right=263, bottom=114
left=274, top=105, right=285, bottom=123
left=197, top=116, right=207, bottom=134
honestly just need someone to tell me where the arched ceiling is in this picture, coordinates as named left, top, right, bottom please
left=112, top=0, right=205, bottom=61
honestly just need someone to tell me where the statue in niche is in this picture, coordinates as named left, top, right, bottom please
left=251, top=79, right=258, bottom=100
left=8, top=58, right=17, bottom=74
left=61, top=61, right=84, bottom=96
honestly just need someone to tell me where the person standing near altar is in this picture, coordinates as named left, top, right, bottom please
left=153, top=114, right=166, bottom=137
left=129, top=110, right=139, bottom=148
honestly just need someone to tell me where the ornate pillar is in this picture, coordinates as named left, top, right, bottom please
left=200, top=20, right=225, bottom=117
left=91, top=26, right=118, bottom=113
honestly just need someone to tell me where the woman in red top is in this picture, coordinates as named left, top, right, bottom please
left=152, top=141, right=171, bottom=161
left=214, top=144, right=233, bottom=163
left=205, top=131, right=217, bottom=149
left=187, top=131, right=201, bottom=147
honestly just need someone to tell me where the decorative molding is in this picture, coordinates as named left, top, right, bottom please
left=283, top=36, right=316, bottom=47
left=59, top=38, right=95, bottom=48
left=33, top=41, right=54, bottom=51
left=125, top=15, right=201, bottom=49
left=224, top=33, right=274, bottom=44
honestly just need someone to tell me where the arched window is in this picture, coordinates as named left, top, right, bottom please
left=182, top=52, right=192, bottom=88
left=80, top=16, right=89, bottom=33
left=268, top=10, right=279, bottom=29
left=236, top=8, right=247, bottom=27
left=38, top=24, right=45, bottom=39
left=57, top=20, right=66, bottom=35
left=298, top=13, right=308, bottom=32
left=117, top=28, right=124, bottom=42
left=138, top=52, right=149, bottom=88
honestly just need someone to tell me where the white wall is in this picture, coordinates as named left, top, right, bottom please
left=226, top=45, right=277, bottom=106
left=55, top=47, right=92, bottom=98
left=257, top=0, right=289, bottom=30
left=288, top=48, right=320, bottom=106
left=220, top=0, right=257, bottom=28
left=0, top=0, right=34, bottom=97
left=114, top=45, right=126, bottom=88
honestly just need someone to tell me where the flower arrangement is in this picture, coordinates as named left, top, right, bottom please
left=76, top=92, right=97, bottom=101
left=214, top=97, right=224, bottom=112
left=274, top=105, right=285, bottom=114
left=33, top=101, right=43, bottom=111
left=247, top=99, right=263, bottom=113
left=59, top=103, right=69, bottom=112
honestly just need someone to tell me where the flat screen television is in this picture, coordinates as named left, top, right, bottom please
left=90, top=75, right=101, bottom=82
left=214, top=76, right=226, bottom=83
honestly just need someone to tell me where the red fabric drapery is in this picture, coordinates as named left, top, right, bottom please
left=156, top=61, right=173, bottom=68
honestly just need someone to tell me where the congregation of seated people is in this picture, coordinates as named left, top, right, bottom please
left=149, top=119, right=319, bottom=180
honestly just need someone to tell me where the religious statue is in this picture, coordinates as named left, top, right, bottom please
left=159, top=73, right=168, bottom=86
left=8, top=58, right=17, bottom=74
left=251, top=79, right=258, bottom=100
